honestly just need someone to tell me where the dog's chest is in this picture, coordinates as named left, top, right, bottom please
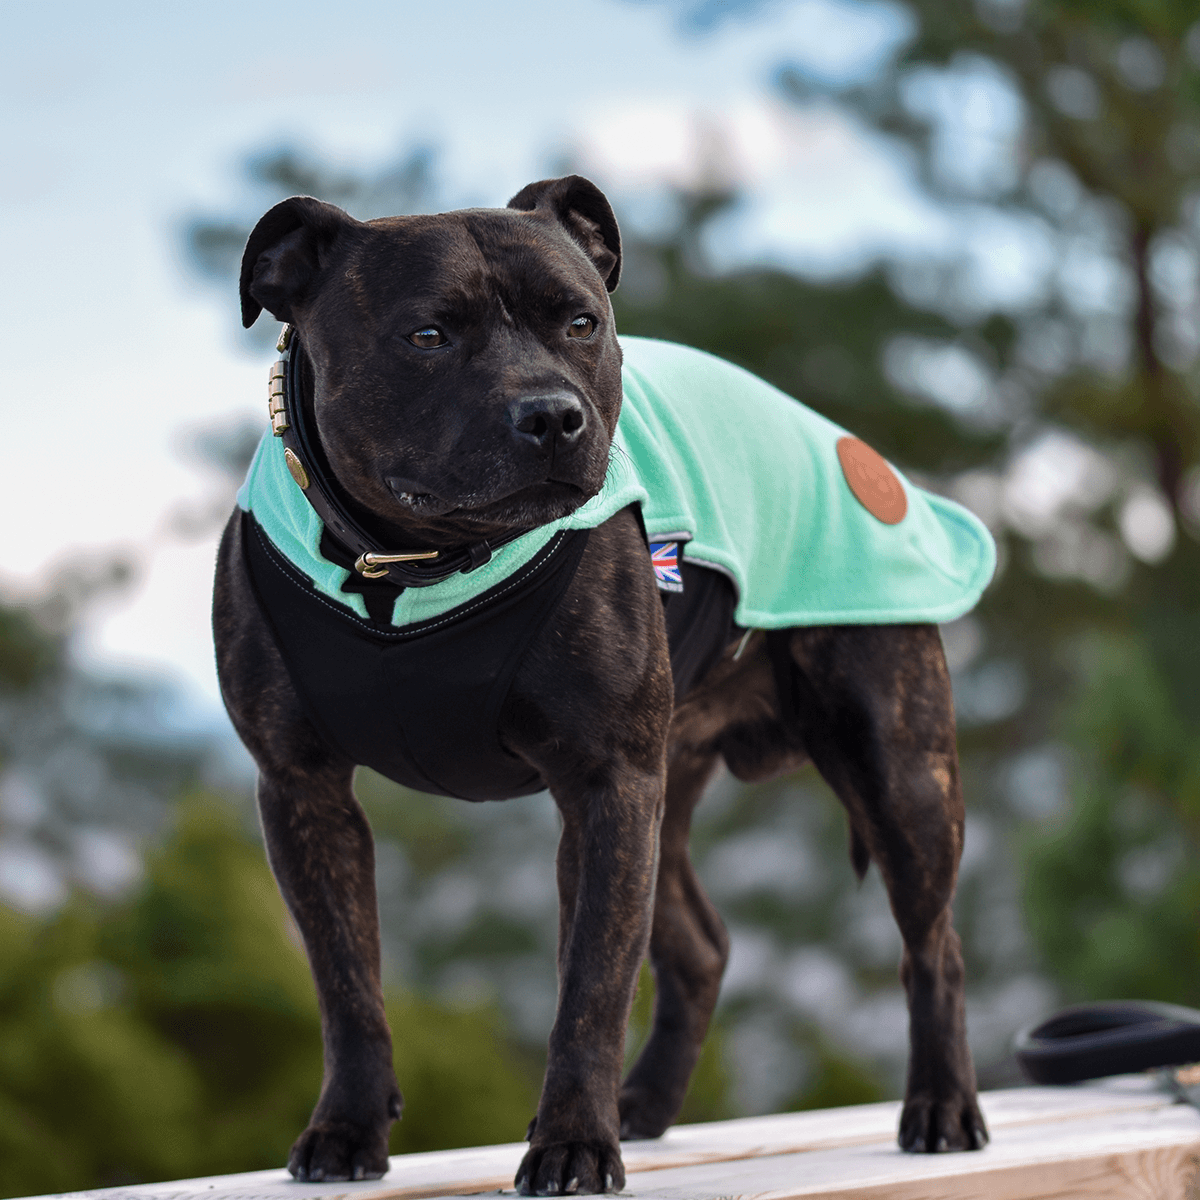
left=242, top=513, right=593, bottom=800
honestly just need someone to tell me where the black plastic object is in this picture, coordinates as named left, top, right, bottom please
left=1014, top=1001, right=1200, bottom=1084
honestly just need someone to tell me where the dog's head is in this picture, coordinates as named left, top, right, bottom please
left=239, top=177, right=623, bottom=543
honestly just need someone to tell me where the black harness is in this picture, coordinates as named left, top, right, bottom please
left=245, top=511, right=738, bottom=800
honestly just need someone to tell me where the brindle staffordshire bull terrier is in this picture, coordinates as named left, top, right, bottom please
left=214, top=176, right=988, bottom=1194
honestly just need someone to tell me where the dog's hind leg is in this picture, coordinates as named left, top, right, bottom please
left=778, top=624, right=988, bottom=1154
left=618, top=745, right=728, bottom=1139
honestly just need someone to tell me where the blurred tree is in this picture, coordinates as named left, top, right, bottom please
left=1021, top=630, right=1200, bottom=1005
left=0, top=791, right=539, bottom=1198
left=0, top=564, right=213, bottom=915
left=0, top=555, right=538, bottom=1193
left=819, top=0, right=1200, bottom=1014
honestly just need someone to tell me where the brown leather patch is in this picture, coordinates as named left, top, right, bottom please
left=837, top=436, right=907, bottom=525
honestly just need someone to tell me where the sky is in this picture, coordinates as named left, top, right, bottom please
left=2, top=0, right=998, bottom=716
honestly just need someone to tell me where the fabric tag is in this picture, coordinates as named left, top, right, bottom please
left=836, top=436, right=908, bottom=525
left=650, top=541, right=684, bottom=593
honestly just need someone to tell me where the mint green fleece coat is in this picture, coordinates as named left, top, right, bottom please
left=238, top=337, right=995, bottom=628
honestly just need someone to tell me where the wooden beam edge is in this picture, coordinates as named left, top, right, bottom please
left=768, top=1139, right=1200, bottom=1200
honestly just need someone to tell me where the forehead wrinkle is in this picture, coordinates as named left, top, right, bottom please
left=464, top=211, right=599, bottom=313
left=382, top=224, right=485, bottom=326
left=354, top=220, right=461, bottom=316
left=417, top=226, right=578, bottom=332
left=456, top=217, right=521, bottom=327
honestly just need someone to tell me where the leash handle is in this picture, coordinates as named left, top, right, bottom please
left=1014, top=1000, right=1200, bottom=1084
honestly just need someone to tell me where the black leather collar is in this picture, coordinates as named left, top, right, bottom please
left=269, top=326, right=532, bottom=589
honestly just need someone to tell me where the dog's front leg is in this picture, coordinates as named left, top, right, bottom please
left=504, top=510, right=673, bottom=1196
left=257, top=766, right=402, bottom=1180
left=214, top=515, right=401, bottom=1181
left=517, top=763, right=663, bottom=1195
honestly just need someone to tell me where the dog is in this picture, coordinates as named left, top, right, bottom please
left=213, top=175, right=992, bottom=1195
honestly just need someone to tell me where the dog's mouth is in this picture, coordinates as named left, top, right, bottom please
left=386, top=477, right=461, bottom=518
left=470, top=479, right=587, bottom=521
left=386, top=474, right=588, bottom=525
left=391, top=487, right=451, bottom=514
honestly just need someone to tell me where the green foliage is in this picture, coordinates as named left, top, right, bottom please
left=1022, top=633, right=1200, bottom=1004
left=387, top=994, right=538, bottom=1152
left=0, top=795, right=540, bottom=1198
left=783, top=1036, right=885, bottom=1112
left=0, top=904, right=202, bottom=1195
left=355, top=769, right=472, bottom=878
left=0, top=609, right=58, bottom=695
left=98, top=797, right=323, bottom=1174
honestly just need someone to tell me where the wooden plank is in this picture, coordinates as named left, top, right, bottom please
left=823, top=1147, right=1200, bottom=1200
left=617, top=1075, right=1182, bottom=1173
left=31, top=1077, right=1200, bottom=1200
left=614, top=1101, right=1200, bottom=1199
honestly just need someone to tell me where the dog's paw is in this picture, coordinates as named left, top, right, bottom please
left=898, top=1094, right=989, bottom=1153
left=514, top=1140, right=624, bottom=1195
left=288, top=1120, right=391, bottom=1182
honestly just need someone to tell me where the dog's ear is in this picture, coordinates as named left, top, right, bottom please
left=239, top=196, right=357, bottom=328
left=508, top=176, right=622, bottom=292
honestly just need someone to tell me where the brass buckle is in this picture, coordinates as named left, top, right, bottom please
left=354, top=549, right=440, bottom=579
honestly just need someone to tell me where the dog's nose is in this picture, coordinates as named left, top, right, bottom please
left=506, top=392, right=587, bottom=454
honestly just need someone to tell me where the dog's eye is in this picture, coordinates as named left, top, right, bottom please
left=408, top=327, right=447, bottom=348
left=567, top=315, right=596, bottom=339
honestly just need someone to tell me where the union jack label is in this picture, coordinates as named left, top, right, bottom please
left=649, top=541, right=683, bottom=593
